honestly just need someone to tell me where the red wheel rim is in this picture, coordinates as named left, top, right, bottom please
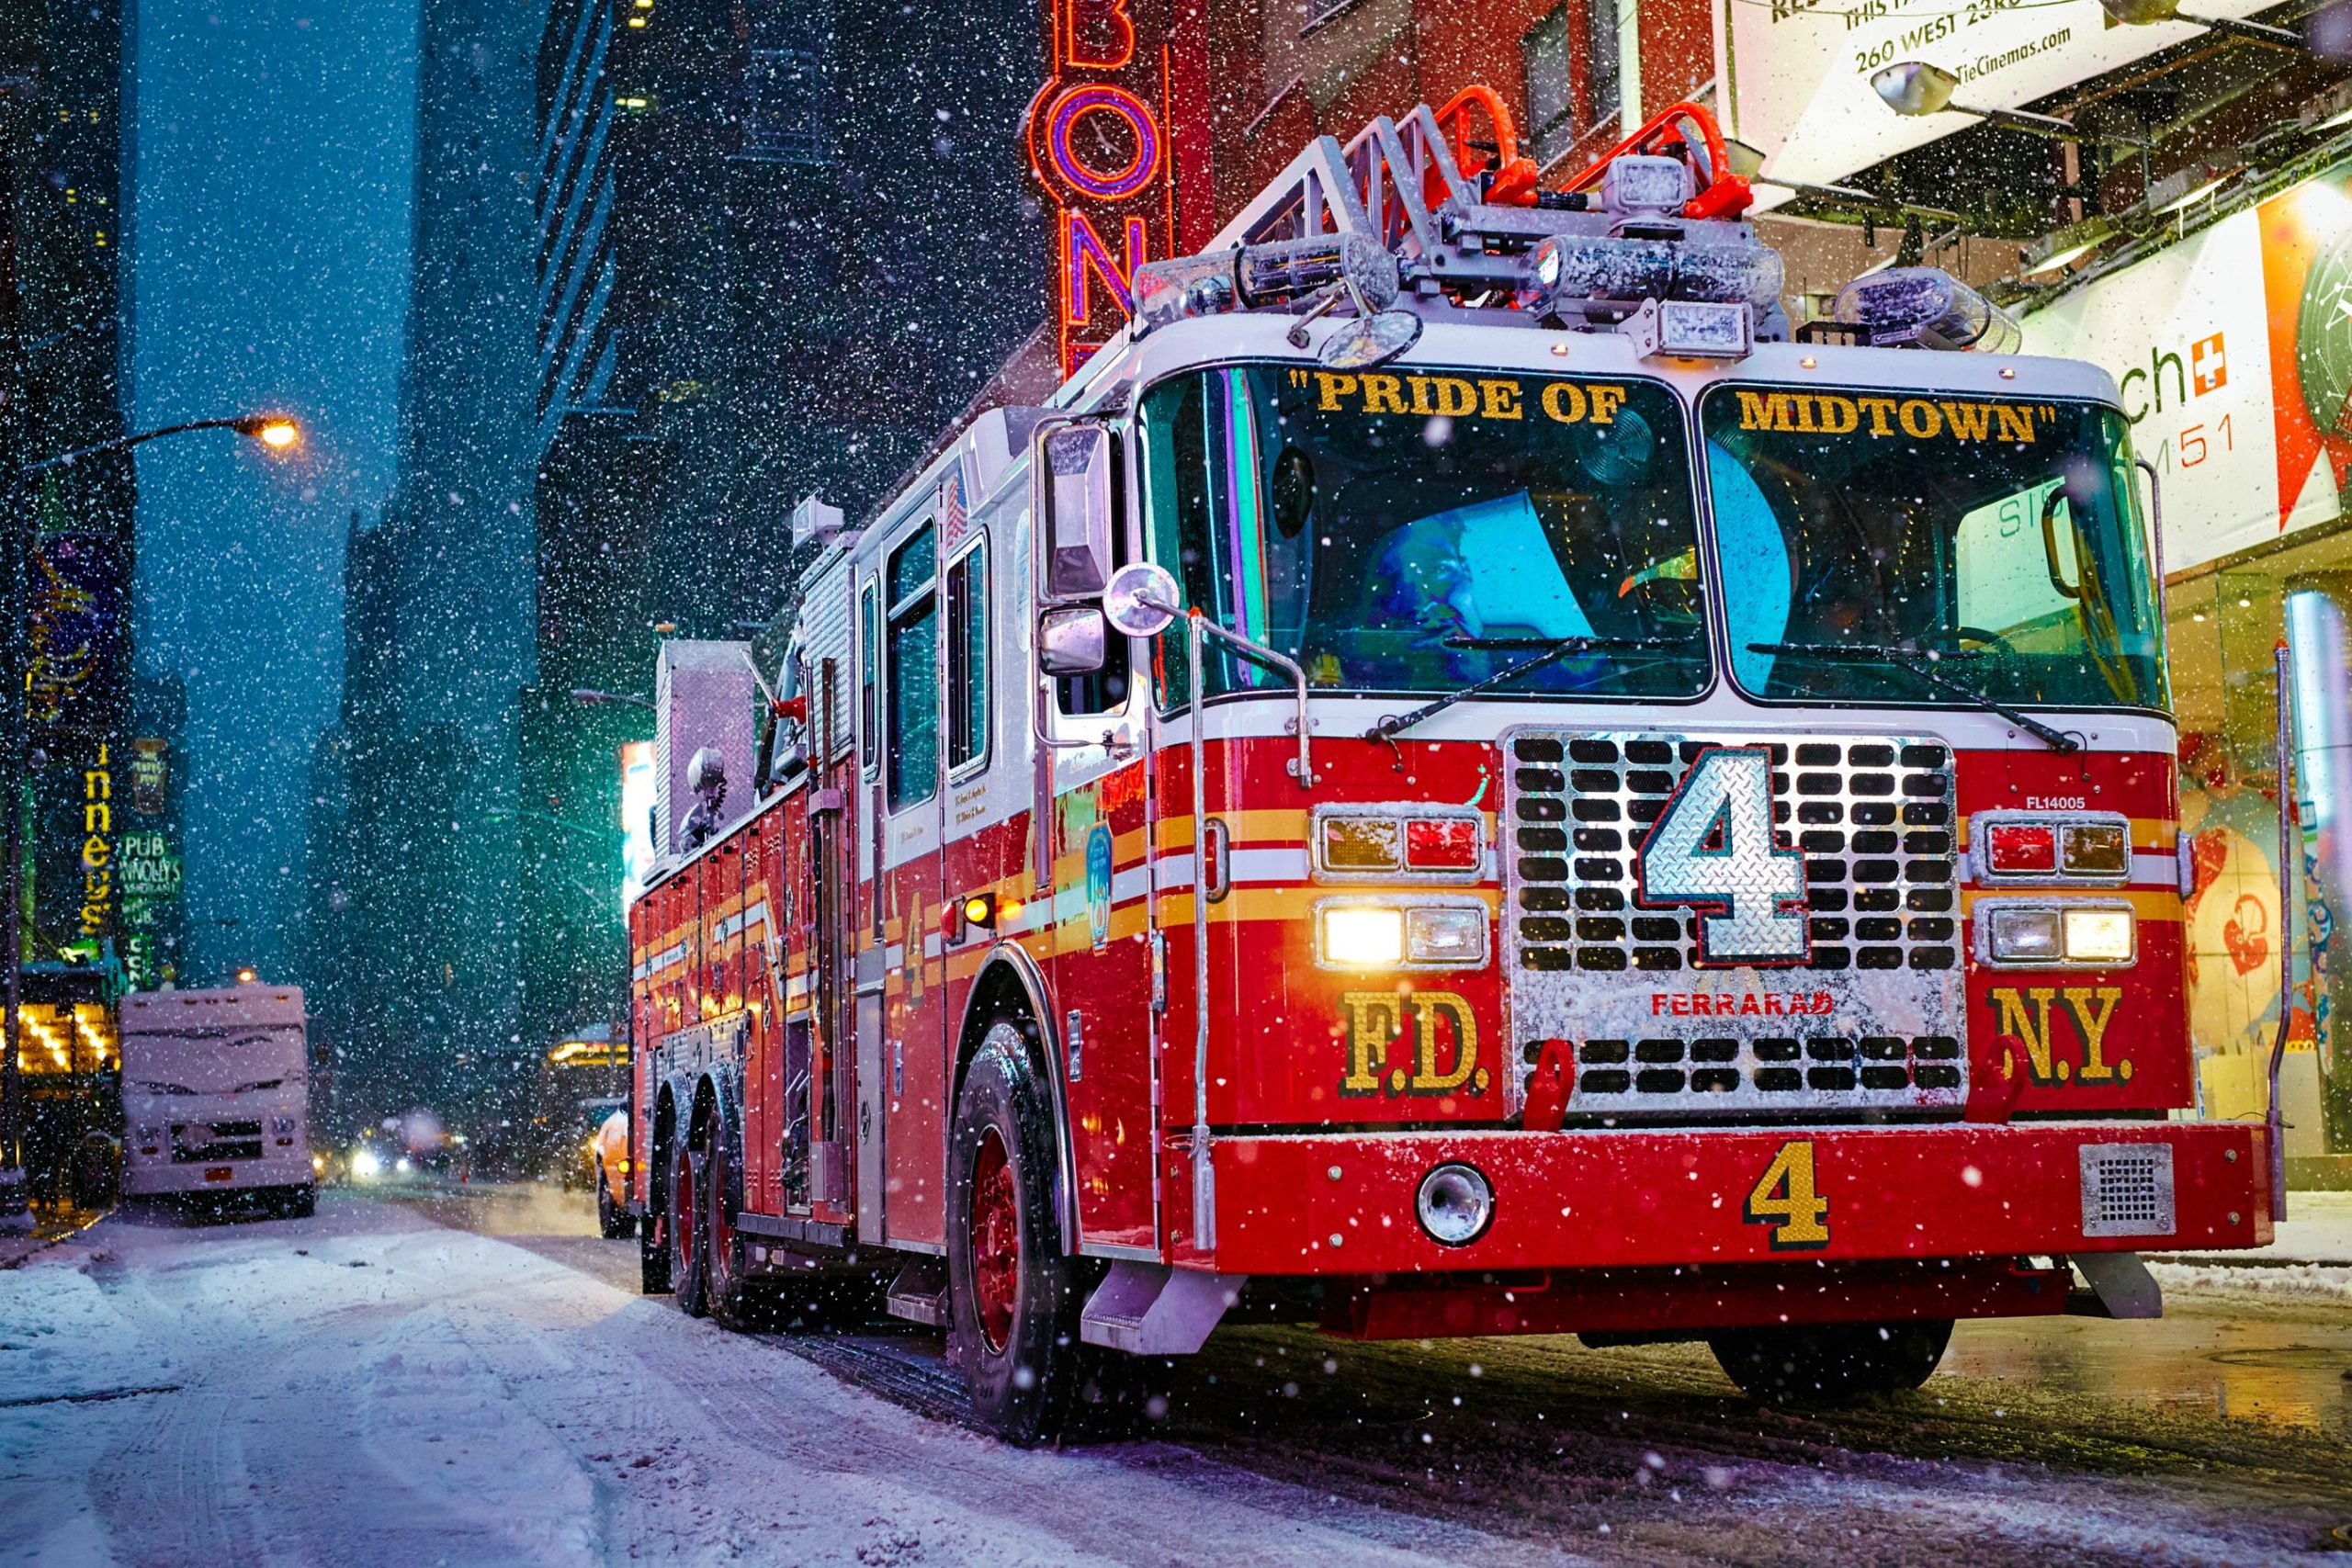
left=969, top=1126, right=1018, bottom=1355
left=673, top=1152, right=694, bottom=1258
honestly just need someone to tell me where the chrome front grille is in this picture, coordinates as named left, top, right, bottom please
left=1504, top=728, right=1967, bottom=1118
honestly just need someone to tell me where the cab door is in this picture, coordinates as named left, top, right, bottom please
left=1035, top=423, right=1159, bottom=1253
left=878, top=513, right=948, bottom=1246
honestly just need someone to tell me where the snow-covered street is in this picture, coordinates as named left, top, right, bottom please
left=3, top=1187, right=2348, bottom=1565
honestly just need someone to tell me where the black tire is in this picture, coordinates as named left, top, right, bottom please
left=281, top=1185, right=316, bottom=1220
left=639, top=1203, right=672, bottom=1293
left=669, top=1134, right=709, bottom=1317
left=1709, top=1318, right=1953, bottom=1405
left=705, top=1122, right=753, bottom=1331
left=596, top=1174, right=636, bottom=1240
left=946, top=1023, right=1086, bottom=1446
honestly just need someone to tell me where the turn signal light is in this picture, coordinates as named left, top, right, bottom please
left=1314, top=808, right=1484, bottom=882
left=2061, top=823, right=2129, bottom=876
left=1985, top=823, right=2057, bottom=875
left=1405, top=818, right=1479, bottom=871
left=944, top=892, right=998, bottom=943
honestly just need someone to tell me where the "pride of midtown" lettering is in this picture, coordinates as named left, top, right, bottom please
left=1735, top=389, right=2040, bottom=443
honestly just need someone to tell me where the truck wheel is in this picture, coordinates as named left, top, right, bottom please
left=596, top=1174, right=636, bottom=1239
left=1709, top=1318, right=1953, bottom=1405
left=669, top=1136, right=709, bottom=1317
left=639, top=1204, right=672, bottom=1294
left=946, top=1024, right=1082, bottom=1447
left=282, top=1185, right=316, bottom=1220
left=705, top=1125, right=754, bottom=1331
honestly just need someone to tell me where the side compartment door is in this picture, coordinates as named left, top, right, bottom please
left=853, top=575, right=888, bottom=1242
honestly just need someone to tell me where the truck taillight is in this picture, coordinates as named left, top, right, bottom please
left=1313, top=807, right=1484, bottom=883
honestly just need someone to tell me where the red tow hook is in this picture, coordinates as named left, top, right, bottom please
left=1521, top=1039, right=1575, bottom=1132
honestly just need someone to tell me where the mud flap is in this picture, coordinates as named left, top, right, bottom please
left=2066, top=1250, right=2163, bottom=1319
left=1079, top=1262, right=1247, bottom=1354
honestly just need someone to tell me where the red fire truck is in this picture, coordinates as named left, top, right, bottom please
left=624, top=93, right=2272, bottom=1444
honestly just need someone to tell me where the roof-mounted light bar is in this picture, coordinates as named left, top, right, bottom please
left=1832, top=266, right=2021, bottom=352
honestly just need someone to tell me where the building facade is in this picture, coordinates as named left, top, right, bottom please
left=515, top=0, right=1050, bottom=1066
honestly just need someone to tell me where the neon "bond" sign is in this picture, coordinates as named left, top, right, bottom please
left=1026, top=0, right=1177, bottom=376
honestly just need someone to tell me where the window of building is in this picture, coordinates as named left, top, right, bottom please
left=945, top=539, right=988, bottom=773
left=1523, top=0, right=1623, bottom=167
left=1522, top=8, right=1575, bottom=166
left=885, top=526, right=939, bottom=810
left=741, top=48, right=829, bottom=165
left=1585, top=0, right=1623, bottom=131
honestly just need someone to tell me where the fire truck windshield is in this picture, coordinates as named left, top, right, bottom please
left=1703, top=386, right=2166, bottom=714
left=1138, top=364, right=1708, bottom=705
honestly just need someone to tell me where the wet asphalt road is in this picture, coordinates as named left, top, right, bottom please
left=391, top=1178, right=2352, bottom=1563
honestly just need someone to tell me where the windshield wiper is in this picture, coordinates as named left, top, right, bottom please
left=1366, top=634, right=1697, bottom=742
left=1747, top=641, right=2081, bottom=753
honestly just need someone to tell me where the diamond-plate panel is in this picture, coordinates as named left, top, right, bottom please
left=1504, top=728, right=1966, bottom=1119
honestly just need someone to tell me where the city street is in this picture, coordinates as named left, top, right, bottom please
left=3, top=1184, right=2346, bottom=1565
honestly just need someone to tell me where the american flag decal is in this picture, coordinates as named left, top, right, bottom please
left=941, top=471, right=968, bottom=548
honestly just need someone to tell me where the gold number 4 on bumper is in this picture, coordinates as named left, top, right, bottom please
left=1746, top=1139, right=1831, bottom=1250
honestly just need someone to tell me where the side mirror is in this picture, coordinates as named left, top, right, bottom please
left=1102, top=561, right=1181, bottom=637
left=1038, top=605, right=1107, bottom=675
left=1041, top=425, right=1114, bottom=600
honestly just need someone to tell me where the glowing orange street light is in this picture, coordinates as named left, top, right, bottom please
left=232, top=414, right=301, bottom=451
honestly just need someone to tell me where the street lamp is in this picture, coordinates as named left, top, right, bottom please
left=0, top=409, right=307, bottom=1223
left=1869, top=62, right=2150, bottom=147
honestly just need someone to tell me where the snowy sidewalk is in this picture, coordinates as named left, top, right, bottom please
left=0, top=1192, right=1577, bottom=1567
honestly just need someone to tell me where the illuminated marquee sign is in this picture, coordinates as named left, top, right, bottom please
left=1025, top=0, right=1201, bottom=376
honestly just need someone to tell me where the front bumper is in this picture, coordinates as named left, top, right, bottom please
left=1197, top=1120, right=2269, bottom=1277
left=122, top=1156, right=313, bottom=1196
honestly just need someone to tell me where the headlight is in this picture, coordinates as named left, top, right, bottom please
left=351, top=1148, right=381, bottom=1179
left=1317, top=901, right=1489, bottom=969
left=1321, top=907, right=1403, bottom=967
left=1988, top=907, right=2062, bottom=964
left=1416, top=1163, right=1493, bottom=1247
left=1406, top=907, right=1487, bottom=964
left=1980, top=901, right=2134, bottom=967
left=2063, top=906, right=2135, bottom=963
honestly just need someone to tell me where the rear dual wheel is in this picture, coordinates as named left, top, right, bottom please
left=1709, top=1318, right=1953, bottom=1405
left=669, top=1134, right=709, bottom=1316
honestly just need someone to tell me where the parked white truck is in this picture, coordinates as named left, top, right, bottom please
left=120, top=985, right=314, bottom=1216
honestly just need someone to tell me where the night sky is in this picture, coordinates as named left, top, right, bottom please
left=127, top=2, right=416, bottom=985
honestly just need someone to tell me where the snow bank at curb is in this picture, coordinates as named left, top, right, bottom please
left=0, top=1248, right=164, bottom=1404
left=2149, top=1259, right=2352, bottom=1303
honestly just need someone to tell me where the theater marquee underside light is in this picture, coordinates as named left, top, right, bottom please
left=1027, top=0, right=1184, bottom=376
